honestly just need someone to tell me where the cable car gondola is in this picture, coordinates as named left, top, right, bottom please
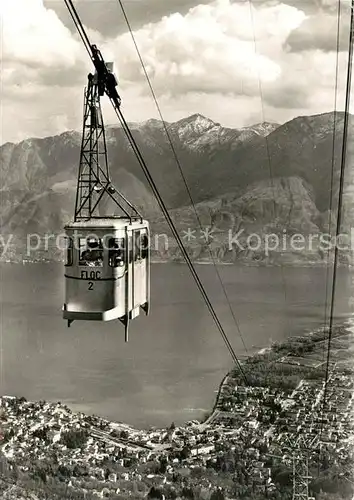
left=63, top=218, right=150, bottom=340
left=61, top=36, right=150, bottom=340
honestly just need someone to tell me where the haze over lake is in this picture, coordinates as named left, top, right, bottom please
left=0, top=263, right=352, bottom=429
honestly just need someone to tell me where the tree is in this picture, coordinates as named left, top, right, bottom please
left=148, top=486, right=164, bottom=499
left=0, top=453, right=8, bottom=475
left=181, top=486, right=195, bottom=499
left=320, top=454, right=330, bottom=471
left=60, top=429, right=88, bottom=449
left=33, top=427, right=48, bottom=441
left=211, top=490, right=225, bottom=500
left=58, top=464, right=72, bottom=478
left=258, top=442, right=269, bottom=454
left=3, top=428, right=14, bottom=442
left=33, top=466, right=47, bottom=483
left=191, top=467, right=204, bottom=479
left=159, top=457, right=168, bottom=474
left=179, top=446, right=191, bottom=460
left=273, top=468, right=292, bottom=487
left=73, top=464, right=89, bottom=477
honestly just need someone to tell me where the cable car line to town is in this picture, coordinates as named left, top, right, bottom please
left=315, top=0, right=343, bottom=472
left=113, top=101, right=248, bottom=383
left=321, top=0, right=342, bottom=367
left=115, top=0, right=249, bottom=354
left=247, top=0, right=288, bottom=311
left=320, top=0, right=354, bottom=434
left=63, top=0, right=248, bottom=383
left=246, top=0, right=290, bottom=384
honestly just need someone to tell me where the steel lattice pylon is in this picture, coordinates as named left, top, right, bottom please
left=292, top=451, right=315, bottom=500
left=74, top=71, right=141, bottom=222
left=75, top=73, right=110, bottom=220
left=282, top=434, right=319, bottom=500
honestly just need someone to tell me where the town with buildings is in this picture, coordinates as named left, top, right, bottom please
left=0, top=325, right=352, bottom=500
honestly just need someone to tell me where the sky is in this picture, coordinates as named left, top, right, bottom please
left=1, top=0, right=353, bottom=144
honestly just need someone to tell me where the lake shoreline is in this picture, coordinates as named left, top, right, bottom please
left=1, top=262, right=352, bottom=431
left=48, top=322, right=348, bottom=432
left=200, top=320, right=352, bottom=428
left=0, top=321, right=351, bottom=500
left=16, top=322, right=350, bottom=433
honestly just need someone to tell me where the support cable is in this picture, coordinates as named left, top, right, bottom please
left=116, top=0, right=249, bottom=354
left=247, top=0, right=288, bottom=307
left=63, top=0, right=92, bottom=59
left=246, top=0, right=290, bottom=384
left=320, top=0, right=353, bottom=434
left=321, top=0, right=342, bottom=365
left=114, top=103, right=248, bottom=382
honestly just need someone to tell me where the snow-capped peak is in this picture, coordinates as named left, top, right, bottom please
left=169, top=114, right=219, bottom=141
left=239, top=122, right=279, bottom=137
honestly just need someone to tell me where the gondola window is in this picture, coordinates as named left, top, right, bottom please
left=108, top=238, right=124, bottom=267
left=65, top=237, right=73, bottom=267
left=79, top=237, right=103, bottom=267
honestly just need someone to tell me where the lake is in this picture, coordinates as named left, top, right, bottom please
left=0, top=263, right=352, bottom=429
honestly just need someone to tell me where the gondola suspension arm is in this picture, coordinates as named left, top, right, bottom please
left=64, top=0, right=122, bottom=110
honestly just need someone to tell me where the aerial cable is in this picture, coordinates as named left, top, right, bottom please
left=247, top=0, right=289, bottom=384
left=113, top=103, right=248, bottom=382
left=321, top=0, right=342, bottom=365
left=247, top=1, right=288, bottom=307
left=320, top=0, right=353, bottom=433
left=115, top=0, right=249, bottom=354
left=63, top=0, right=249, bottom=384
left=63, top=0, right=92, bottom=59
left=308, top=4, right=343, bottom=470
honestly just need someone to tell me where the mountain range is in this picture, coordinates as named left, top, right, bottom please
left=1, top=111, right=353, bottom=265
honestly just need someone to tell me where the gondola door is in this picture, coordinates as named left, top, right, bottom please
left=128, top=231, right=138, bottom=319
left=127, top=232, right=133, bottom=315
left=133, top=229, right=144, bottom=309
